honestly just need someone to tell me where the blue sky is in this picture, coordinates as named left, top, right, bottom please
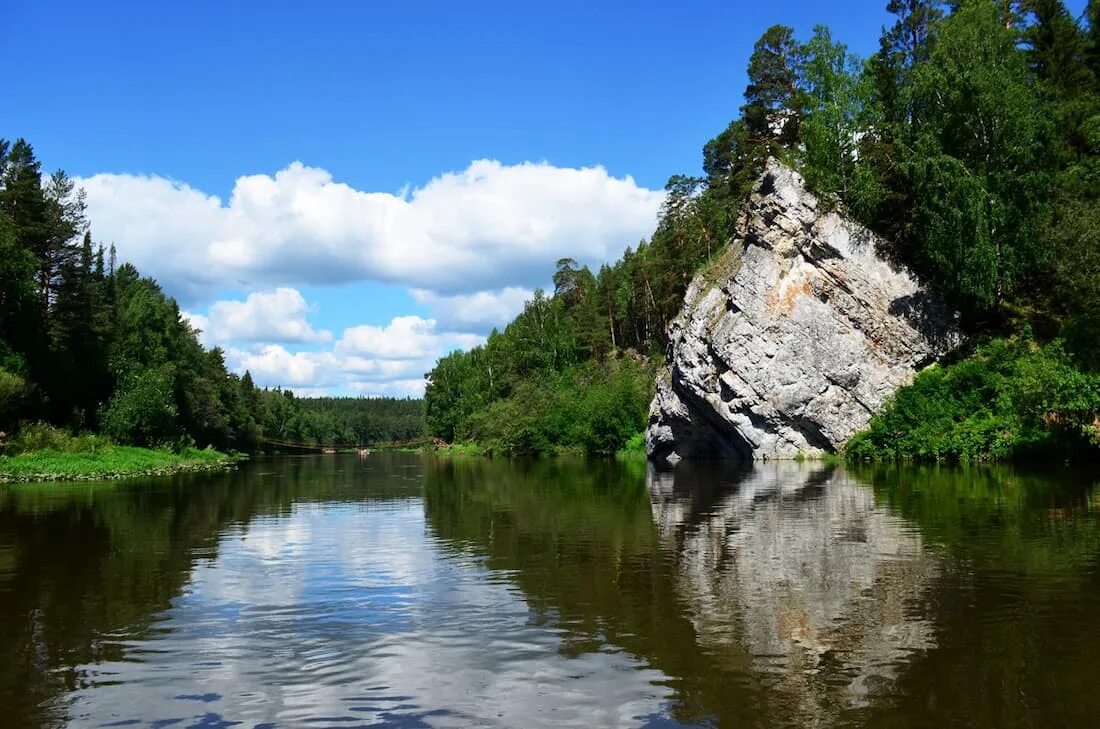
left=5, top=1, right=1085, bottom=395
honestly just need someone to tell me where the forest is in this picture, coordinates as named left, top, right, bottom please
left=425, top=0, right=1100, bottom=460
left=0, top=149, right=422, bottom=455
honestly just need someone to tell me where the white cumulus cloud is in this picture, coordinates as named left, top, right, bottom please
left=185, top=287, right=331, bottom=346
left=229, top=345, right=340, bottom=388
left=78, top=160, right=664, bottom=305
left=335, top=315, right=482, bottom=360
left=410, top=286, right=533, bottom=331
left=225, top=315, right=485, bottom=396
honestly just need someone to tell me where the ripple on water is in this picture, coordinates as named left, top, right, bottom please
left=55, top=495, right=675, bottom=728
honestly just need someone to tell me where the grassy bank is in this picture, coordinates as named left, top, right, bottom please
left=429, top=430, right=651, bottom=461
left=0, top=445, right=239, bottom=483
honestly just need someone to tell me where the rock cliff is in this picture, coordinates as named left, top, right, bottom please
left=647, top=159, right=963, bottom=464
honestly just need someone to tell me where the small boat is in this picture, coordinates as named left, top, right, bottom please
left=322, top=448, right=337, bottom=454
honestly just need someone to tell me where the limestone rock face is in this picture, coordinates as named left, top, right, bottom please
left=647, top=159, right=963, bottom=464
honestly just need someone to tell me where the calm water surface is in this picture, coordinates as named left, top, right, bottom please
left=2, top=454, right=1099, bottom=728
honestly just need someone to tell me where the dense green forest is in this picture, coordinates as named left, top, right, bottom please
left=426, top=0, right=1100, bottom=460
left=0, top=144, right=422, bottom=453
left=282, top=397, right=425, bottom=446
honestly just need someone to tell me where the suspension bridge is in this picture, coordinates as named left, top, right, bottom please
left=259, top=436, right=432, bottom=453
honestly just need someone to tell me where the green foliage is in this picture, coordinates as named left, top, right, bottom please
left=263, top=395, right=424, bottom=447
left=1089, top=0, right=1100, bottom=74
left=460, top=357, right=655, bottom=456
left=909, top=1, right=1050, bottom=314
left=3, top=422, right=111, bottom=456
left=847, top=338, right=1100, bottom=461
left=0, top=368, right=26, bottom=426
left=420, top=251, right=672, bottom=456
left=797, top=26, right=867, bottom=202
left=842, top=0, right=1100, bottom=461
left=743, top=25, right=804, bottom=150
left=617, top=431, right=647, bottom=456
left=101, top=367, right=179, bottom=447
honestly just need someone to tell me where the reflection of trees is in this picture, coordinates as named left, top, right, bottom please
left=423, top=457, right=672, bottom=651
left=649, top=463, right=938, bottom=725
left=423, top=457, right=794, bottom=727
left=856, top=463, right=1100, bottom=575
left=0, top=454, right=417, bottom=729
left=853, top=463, right=1100, bottom=728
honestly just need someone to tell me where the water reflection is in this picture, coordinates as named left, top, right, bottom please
left=2, top=455, right=675, bottom=728
left=649, top=463, right=937, bottom=722
left=2, top=455, right=1099, bottom=728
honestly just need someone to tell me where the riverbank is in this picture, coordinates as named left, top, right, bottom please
left=0, top=445, right=241, bottom=483
left=429, top=430, right=650, bottom=460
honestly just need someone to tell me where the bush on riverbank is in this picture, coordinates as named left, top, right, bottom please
left=846, top=337, right=1100, bottom=463
left=4, top=421, right=114, bottom=455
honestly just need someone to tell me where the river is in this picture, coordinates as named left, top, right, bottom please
left=1, top=453, right=1098, bottom=727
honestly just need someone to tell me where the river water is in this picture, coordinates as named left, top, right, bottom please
left=1, top=453, right=1098, bottom=728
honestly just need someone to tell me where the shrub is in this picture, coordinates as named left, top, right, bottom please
left=101, top=367, right=180, bottom=447
left=846, top=337, right=1100, bottom=462
left=5, top=422, right=113, bottom=455
left=0, top=368, right=26, bottom=425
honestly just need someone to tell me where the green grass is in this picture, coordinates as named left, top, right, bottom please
left=0, top=445, right=239, bottom=483
left=615, top=431, right=647, bottom=458
left=698, top=241, right=743, bottom=295
left=430, top=441, right=488, bottom=457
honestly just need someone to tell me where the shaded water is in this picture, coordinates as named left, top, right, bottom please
left=2, top=454, right=1099, bottom=727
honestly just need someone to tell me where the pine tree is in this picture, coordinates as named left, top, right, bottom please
left=40, top=170, right=86, bottom=312
left=1086, top=0, right=1100, bottom=74
left=0, top=139, right=51, bottom=385
left=876, top=0, right=944, bottom=125
left=0, top=140, right=49, bottom=258
left=0, top=209, right=38, bottom=375
left=701, top=118, right=755, bottom=204
left=742, top=25, right=803, bottom=149
left=1023, top=0, right=1095, bottom=97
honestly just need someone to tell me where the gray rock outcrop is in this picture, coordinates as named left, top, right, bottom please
left=647, top=159, right=963, bottom=464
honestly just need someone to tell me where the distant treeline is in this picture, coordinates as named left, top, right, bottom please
left=0, top=139, right=423, bottom=451
left=276, top=397, right=425, bottom=447
left=427, top=0, right=1100, bottom=460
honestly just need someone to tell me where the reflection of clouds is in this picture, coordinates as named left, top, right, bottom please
left=63, top=499, right=671, bottom=728
left=239, top=513, right=313, bottom=560
left=649, top=463, right=937, bottom=718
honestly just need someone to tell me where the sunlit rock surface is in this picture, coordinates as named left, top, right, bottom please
left=647, top=159, right=963, bottom=463
left=647, top=462, right=938, bottom=717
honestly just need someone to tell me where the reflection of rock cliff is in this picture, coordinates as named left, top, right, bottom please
left=648, top=462, right=937, bottom=719
left=647, top=159, right=963, bottom=464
